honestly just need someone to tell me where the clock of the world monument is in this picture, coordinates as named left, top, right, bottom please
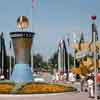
left=10, top=16, right=35, bottom=82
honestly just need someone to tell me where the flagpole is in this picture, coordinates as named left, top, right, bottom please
left=0, top=35, right=1, bottom=74
left=9, top=40, right=12, bottom=78
left=31, top=0, right=35, bottom=73
left=74, top=50, right=76, bottom=68
left=63, top=47, right=65, bottom=73
left=58, top=43, right=60, bottom=73
left=1, top=33, right=4, bottom=75
left=67, top=38, right=70, bottom=80
left=1, top=39, right=4, bottom=75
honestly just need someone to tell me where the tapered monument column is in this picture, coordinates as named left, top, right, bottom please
left=10, top=32, right=35, bottom=82
left=10, top=16, right=35, bottom=82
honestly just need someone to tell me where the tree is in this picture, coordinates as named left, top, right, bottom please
left=48, top=51, right=58, bottom=71
left=48, top=51, right=74, bottom=72
left=69, top=53, right=74, bottom=67
left=33, top=53, right=47, bottom=72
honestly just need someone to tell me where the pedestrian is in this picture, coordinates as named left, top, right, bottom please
left=87, top=76, right=94, bottom=98
left=80, top=76, right=85, bottom=92
left=55, top=72, right=59, bottom=82
left=96, top=68, right=100, bottom=99
left=68, top=71, right=76, bottom=83
left=59, top=70, right=64, bottom=81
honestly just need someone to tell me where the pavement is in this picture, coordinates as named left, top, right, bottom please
left=0, top=92, right=96, bottom=100
left=0, top=82, right=96, bottom=100
left=0, top=80, right=97, bottom=100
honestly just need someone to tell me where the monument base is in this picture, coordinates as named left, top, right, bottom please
left=10, top=64, right=33, bottom=82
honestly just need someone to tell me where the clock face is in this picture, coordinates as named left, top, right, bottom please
left=16, top=16, right=29, bottom=30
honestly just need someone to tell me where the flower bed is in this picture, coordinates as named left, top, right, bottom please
left=0, top=82, right=15, bottom=94
left=17, top=82, right=77, bottom=94
left=0, top=82, right=77, bottom=94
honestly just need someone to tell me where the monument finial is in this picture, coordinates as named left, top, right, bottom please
left=16, top=16, right=29, bottom=30
left=91, top=16, right=96, bottom=20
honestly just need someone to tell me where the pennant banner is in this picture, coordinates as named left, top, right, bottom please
left=32, top=0, right=35, bottom=8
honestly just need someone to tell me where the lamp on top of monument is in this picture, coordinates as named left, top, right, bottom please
left=91, top=15, right=96, bottom=20
left=16, top=16, right=29, bottom=31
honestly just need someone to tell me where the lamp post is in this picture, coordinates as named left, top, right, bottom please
left=91, top=15, right=97, bottom=98
left=93, top=31, right=97, bottom=98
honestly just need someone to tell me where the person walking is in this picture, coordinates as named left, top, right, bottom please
left=96, top=68, right=100, bottom=99
left=87, top=76, right=94, bottom=98
left=80, top=76, right=85, bottom=92
left=68, top=71, right=76, bottom=84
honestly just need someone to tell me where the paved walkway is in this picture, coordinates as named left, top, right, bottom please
left=0, top=92, right=96, bottom=100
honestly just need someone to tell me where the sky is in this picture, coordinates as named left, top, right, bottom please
left=0, top=0, right=100, bottom=61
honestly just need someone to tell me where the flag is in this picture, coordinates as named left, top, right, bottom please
left=32, top=0, right=35, bottom=8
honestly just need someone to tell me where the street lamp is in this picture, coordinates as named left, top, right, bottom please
left=91, top=15, right=97, bottom=98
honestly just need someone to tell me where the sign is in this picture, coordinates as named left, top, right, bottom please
left=76, top=50, right=92, bottom=59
